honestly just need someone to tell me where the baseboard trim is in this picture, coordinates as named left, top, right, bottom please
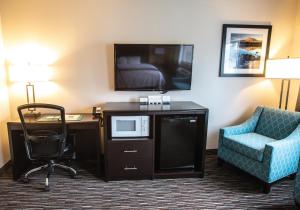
left=0, top=160, right=11, bottom=176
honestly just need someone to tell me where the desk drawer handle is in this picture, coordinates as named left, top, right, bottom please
left=124, top=150, right=138, bottom=153
left=124, top=166, right=138, bottom=170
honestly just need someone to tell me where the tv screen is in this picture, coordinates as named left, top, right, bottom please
left=114, top=44, right=194, bottom=91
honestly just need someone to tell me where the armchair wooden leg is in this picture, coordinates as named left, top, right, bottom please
left=288, top=173, right=296, bottom=180
left=217, top=158, right=224, bottom=166
left=262, top=182, right=271, bottom=194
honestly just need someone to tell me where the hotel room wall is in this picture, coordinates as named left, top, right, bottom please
left=291, top=0, right=300, bottom=111
left=0, top=0, right=297, bottom=149
left=0, top=15, right=11, bottom=168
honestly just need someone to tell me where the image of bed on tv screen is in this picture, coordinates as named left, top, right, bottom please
left=114, top=44, right=193, bottom=91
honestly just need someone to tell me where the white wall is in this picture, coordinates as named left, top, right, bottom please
left=290, top=0, right=300, bottom=110
left=292, top=0, right=300, bottom=56
left=0, top=15, right=10, bottom=168
left=0, top=0, right=298, bottom=149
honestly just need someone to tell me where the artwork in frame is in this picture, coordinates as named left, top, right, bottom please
left=219, top=24, right=272, bottom=77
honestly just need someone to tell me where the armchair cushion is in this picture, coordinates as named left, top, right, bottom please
left=255, top=108, right=300, bottom=140
left=223, top=133, right=275, bottom=162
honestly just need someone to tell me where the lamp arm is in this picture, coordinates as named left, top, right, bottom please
left=285, top=80, right=291, bottom=110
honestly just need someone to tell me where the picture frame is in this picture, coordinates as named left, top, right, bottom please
left=219, top=24, right=272, bottom=77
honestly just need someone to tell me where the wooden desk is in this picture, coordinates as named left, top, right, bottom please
left=7, top=114, right=102, bottom=180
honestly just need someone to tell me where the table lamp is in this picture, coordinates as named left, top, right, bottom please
left=266, top=58, right=300, bottom=110
left=9, top=62, right=50, bottom=117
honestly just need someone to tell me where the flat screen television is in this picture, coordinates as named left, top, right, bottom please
left=114, top=44, right=194, bottom=91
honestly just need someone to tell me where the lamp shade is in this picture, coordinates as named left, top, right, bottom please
left=266, top=58, right=300, bottom=79
left=9, top=63, right=52, bottom=83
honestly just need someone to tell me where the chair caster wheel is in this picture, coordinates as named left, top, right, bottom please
left=20, top=177, right=30, bottom=184
left=44, top=186, right=50, bottom=192
left=71, top=174, right=80, bottom=179
left=65, top=160, right=72, bottom=167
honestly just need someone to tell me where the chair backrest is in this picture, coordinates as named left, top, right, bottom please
left=255, top=107, right=300, bottom=140
left=17, top=103, right=67, bottom=160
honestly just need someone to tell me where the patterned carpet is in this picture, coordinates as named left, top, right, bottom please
left=0, top=153, right=297, bottom=209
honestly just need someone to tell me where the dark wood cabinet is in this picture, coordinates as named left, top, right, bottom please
left=107, top=157, right=153, bottom=180
left=107, top=140, right=153, bottom=159
left=103, top=101, right=209, bottom=181
left=106, top=140, right=154, bottom=180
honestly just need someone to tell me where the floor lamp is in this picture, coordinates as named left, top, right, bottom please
left=266, top=58, right=300, bottom=110
left=296, top=86, right=300, bottom=112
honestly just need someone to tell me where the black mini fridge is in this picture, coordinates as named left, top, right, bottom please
left=157, top=116, right=198, bottom=170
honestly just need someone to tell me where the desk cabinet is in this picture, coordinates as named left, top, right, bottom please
left=103, top=101, right=209, bottom=181
left=7, top=114, right=102, bottom=180
left=106, top=140, right=153, bottom=180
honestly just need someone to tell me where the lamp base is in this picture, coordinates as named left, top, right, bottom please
left=24, top=112, right=41, bottom=118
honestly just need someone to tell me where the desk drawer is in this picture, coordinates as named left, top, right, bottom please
left=107, top=140, right=153, bottom=159
left=107, top=157, right=152, bottom=179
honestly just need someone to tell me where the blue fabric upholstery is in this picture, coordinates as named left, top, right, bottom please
left=218, top=107, right=300, bottom=184
left=218, top=145, right=265, bottom=181
left=223, top=133, right=275, bottom=162
left=255, top=108, right=300, bottom=140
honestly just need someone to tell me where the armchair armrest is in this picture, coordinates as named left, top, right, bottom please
left=221, top=106, right=263, bottom=137
left=263, top=124, right=300, bottom=182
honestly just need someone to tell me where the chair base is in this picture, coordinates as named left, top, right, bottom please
left=22, top=160, right=77, bottom=191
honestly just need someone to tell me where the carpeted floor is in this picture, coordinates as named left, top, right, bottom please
left=0, top=153, right=297, bottom=209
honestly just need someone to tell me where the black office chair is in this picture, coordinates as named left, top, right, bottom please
left=17, top=103, right=77, bottom=191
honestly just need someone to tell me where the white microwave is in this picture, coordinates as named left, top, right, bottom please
left=111, top=116, right=150, bottom=137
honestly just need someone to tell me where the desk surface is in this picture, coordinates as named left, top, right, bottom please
left=7, top=114, right=100, bottom=131
left=7, top=113, right=102, bottom=179
left=8, top=113, right=98, bottom=124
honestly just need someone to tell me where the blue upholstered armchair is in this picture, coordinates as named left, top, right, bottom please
left=218, top=106, right=300, bottom=193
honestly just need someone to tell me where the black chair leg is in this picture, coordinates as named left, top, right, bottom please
left=45, top=173, right=50, bottom=192
left=44, top=162, right=54, bottom=192
left=53, top=163, right=77, bottom=178
left=262, top=182, right=271, bottom=194
left=217, top=158, right=224, bottom=166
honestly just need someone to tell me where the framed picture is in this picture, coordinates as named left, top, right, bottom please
left=219, top=24, right=272, bottom=77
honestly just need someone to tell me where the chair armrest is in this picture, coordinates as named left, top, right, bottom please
left=263, top=124, right=300, bottom=182
left=221, top=106, right=263, bottom=137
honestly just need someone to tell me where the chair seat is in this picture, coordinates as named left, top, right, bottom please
left=223, top=133, right=275, bottom=162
